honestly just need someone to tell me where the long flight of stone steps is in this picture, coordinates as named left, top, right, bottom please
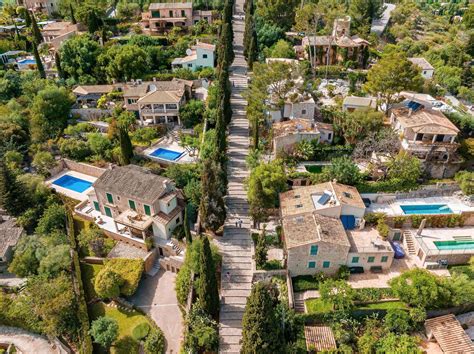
left=218, top=1, right=252, bottom=352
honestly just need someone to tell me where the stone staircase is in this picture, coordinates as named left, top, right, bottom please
left=293, top=293, right=306, bottom=313
left=218, top=1, right=252, bottom=353
left=146, top=257, right=161, bottom=277
left=403, top=230, right=416, bottom=255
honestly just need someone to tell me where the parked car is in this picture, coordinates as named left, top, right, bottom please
left=390, top=241, right=405, bottom=259
left=349, top=266, right=364, bottom=274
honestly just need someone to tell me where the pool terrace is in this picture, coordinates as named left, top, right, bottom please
left=143, top=137, right=196, bottom=165
left=46, top=170, right=97, bottom=201
left=365, top=196, right=473, bottom=216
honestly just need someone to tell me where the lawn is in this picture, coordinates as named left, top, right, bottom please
left=355, top=301, right=408, bottom=310
left=449, top=264, right=474, bottom=280
left=305, top=165, right=323, bottom=174
left=89, top=302, right=152, bottom=354
left=292, top=275, right=320, bottom=292
left=81, top=263, right=104, bottom=302
left=305, top=298, right=333, bottom=314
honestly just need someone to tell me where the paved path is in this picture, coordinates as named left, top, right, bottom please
left=0, top=326, right=59, bottom=353
left=218, top=1, right=252, bottom=352
left=131, top=270, right=183, bottom=354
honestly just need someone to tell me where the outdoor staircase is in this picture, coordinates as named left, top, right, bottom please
left=218, top=1, right=252, bottom=353
left=167, top=239, right=183, bottom=255
left=403, top=230, right=416, bottom=255
left=293, top=293, right=306, bottom=313
left=146, top=257, right=161, bottom=277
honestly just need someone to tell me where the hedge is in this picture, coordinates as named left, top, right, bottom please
left=103, top=258, right=144, bottom=297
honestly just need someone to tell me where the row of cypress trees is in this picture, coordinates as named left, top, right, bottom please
left=199, top=0, right=234, bottom=233
left=243, top=0, right=258, bottom=69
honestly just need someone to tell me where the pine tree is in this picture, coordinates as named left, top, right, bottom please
left=119, top=125, right=133, bottom=165
left=255, top=229, right=268, bottom=268
left=32, top=41, right=45, bottom=79
left=30, top=11, right=43, bottom=44
left=55, top=51, right=64, bottom=79
left=70, top=3, right=76, bottom=24
left=0, top=160, right=29, bottom=216
left=196, top=236, right=219, bottom=318
left=199, top=158, right=226, bottom=232
left=184, top=205, right=192, bottom=244
left=241, top=282, right=284, bottom=352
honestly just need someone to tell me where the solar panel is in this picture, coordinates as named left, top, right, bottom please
left=317, top=192, right=332, bottom=205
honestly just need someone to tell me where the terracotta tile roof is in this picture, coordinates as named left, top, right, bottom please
left=194, top=42, right=215, bottom=51
left=331, top=182, right=366, bottom=208
left=282, top=212, right=350, bottom=249
left=73, top=85, right=117, bottom=95
left=392, top=107, right=460, bottom=135
left=154, top=205, right=183, bottom=225
left=315, top=122, right=334, bottom=131
left=408, top=57, right=434, bottom=71
left=138, top=89, right=184, bottom=104
left=273, top=118, right=319, bottom=139
left=425, top=314, right=474, bottom=353
left=343, top=96, right=377, bottom=108
left=149, top=2, right=192, bottom=10
left=304, top=326, right=337, bottom=352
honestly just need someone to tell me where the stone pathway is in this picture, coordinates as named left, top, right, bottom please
left=218, top=1, right=252, bottom=352
left=0, top=326, right=60, bottom=353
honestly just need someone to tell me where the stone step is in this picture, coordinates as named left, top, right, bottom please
left=220, top=327, right=243, bottom=336
left=221, top=281, right=252, bottom=290
left=221, top=275, right=253, bottom=284
left=220, top=269, right=253, bottom=277
left=219, top=335, right=242, bottom=345
left=221, top=289, right=251, bottom=297
left=220, top=319, right=244, bottom=329
left=222, top=263, right=252, bottom=270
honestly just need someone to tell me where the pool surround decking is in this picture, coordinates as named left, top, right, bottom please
left=143, top=139, right=195, bottom=164
left=46, top=170, right=97, bottom=201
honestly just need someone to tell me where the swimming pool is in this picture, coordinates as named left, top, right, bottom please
left=53, top=175, right=93, bottom=193
left=17, top=59, right=36, bottom=65
left=434, top=240, right=474, bottom=250
left=150, top=148, right=184, bottom=161
left=400, top=204, right=453, bottom=215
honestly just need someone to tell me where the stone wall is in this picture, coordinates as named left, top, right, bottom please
left=64, top=159, right=108, bottom=178
left=159, top=256, right=183, bottom=272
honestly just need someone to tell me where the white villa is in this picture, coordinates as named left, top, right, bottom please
left=172, top=42, right=216, bottom=71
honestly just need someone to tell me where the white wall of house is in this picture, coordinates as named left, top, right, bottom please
left=159, top=196, right=177, bottom=215
left=195, top=47, right=214, bottom=69
left=152, top=211, right=182, bottom=241
left=340, top=204, right=365, bottom=219
left=319, top=128, right=333, bottom=143
left=421, top=69, right=434, bottom=80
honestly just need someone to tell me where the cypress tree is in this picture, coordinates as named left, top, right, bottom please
left=247, top=27, right=258, bottom=70
left=32, top=41, right=45, bottom=79
left=251, top=112, right=259, bottom=149
left=0, top=160, right=29, bottom=217
left=30, top=11, right=43, bottom=44
left=215, top=97, right=227, bottom=153
left=184, top=205, right=192, bottom=244
left=119, top=125, right=133, bottom=165
left=55, top=51, right=64, bottom=79
left=254, top=229, right=268, bottom=268
left=70, top=3, right=76, bottom=24
left=241, top=282, right=284, bottom=352
left=196, top=236, right=219, bottom=318
left=243, top=0, right=254, bottom=59
left=24, top=9, right=32, bottom=27
left=199, top=158, right=226, bottom=232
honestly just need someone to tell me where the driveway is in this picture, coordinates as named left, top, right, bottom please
left=0, top=326, right=58, bottom=353
left=131, top=270, right=183, bottom=353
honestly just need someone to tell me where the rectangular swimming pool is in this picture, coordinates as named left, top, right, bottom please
left=400, top=204, right=453, bottom=215
left=53, top=175, right=93, bottom=193
left=434, top=240, right=474, bottom=250
left=150, top=148, right=184, bottom=161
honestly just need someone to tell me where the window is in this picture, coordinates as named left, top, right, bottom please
left=187, top=64, right=193, bottom=68
left=368, top=256, right=375, bottom=263
left=323, top=261, right=330, bottom=268
left=169, top=10, right=173, bottom=17
left=381, top=256, right=388, bottom=263
left=181, top=10, right=185, bottom=17
left=93, top=201, right=100, bottom=211
left=328, top=133, right=332, bottom=140
left=302, top=109, right=306, bottom=115
left=127, top=98, right=137, bottom=105
left=351, top=256, right=359, bottom=263
left=104, top=206, right=112, bottom=217
left=129, top=200, right=136, bottom=210
left=106, top=193, right=114, bottom=204
left=144, top=204, right=151, bottom=216
left=310, top=245, right=318, bottom=256
left=203, top=54, right=208, bottom=59
left=308, top=261, right=316, bottom=269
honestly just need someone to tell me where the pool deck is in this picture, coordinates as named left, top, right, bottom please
left=411, top=227, right=474, bottom=254
left=143, top=139, right=196, bottom=165
left=46, top=170, right=97, bottom=202
left=366, top=196, right=473, bottom=216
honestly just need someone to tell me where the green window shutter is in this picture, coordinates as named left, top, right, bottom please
left=308, top=261, right=316, bottom=269
left=129, top=200, right=136, bottom=210
left=93, top=201, right=100, bottom=211
left=106, top=193, right=114, bottom=204
left=310, top=245, right=318, bottom=256
left=323, top=261, right=330, bottom=268
left=352, top=256, right=359, bottom=263
left=144, top=204, right=151, bottom=216
left=368, top=256, right=375, bottom=263
left=104, top=206, right=112, bottom=217
left=381, top=256, right=388, bottom=263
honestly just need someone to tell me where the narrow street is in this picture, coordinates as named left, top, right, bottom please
left=218, top=0, right=252, bottom=352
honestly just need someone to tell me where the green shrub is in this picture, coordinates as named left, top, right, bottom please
left=263, top=260, right=282, bottom=270
left=353, top=288, right=395, bottom=302
left=393, top=216, right=406, bottom=228
left=376, top=220, right=389, bottom=238
left=144, top=327, right=165, bottom=354
left=410, top=215, right=424, bottom=228
left=132, top=322, right=150, bottom=341
left=365, top=212, right=386, bottom=226
left=103, top=258, right=144, bottom=297
left=336, top=265, right=350, bottom=280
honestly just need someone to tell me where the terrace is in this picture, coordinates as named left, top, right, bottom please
left=412, top=227, right=474, bottom=258
left=142, top=136, right=196, bottom=165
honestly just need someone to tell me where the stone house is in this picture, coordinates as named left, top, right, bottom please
left=0, top=215, right=24, bottom=272
left=408, top=57, right=434, bottom=80
left=172, top=42, right=216, bottom=71
left=41, top=21, right=78, bottom=49
left=272, top=118, right=321, bottom=155
left=280, top=182, right=394, bottom=276
left=17, top=0, right=59, bottom=15
left=298, top=17, right=370, bottom=68
left=88, top=165, right=184, bottom=245
left=390, top=103, right=462, bottom=178
left=268, top=79, right=316, bottom=122
left=141, top=2, right=214, bottom=33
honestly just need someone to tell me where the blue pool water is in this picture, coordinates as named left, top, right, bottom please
left=434, top=240, right=474, bottom=250
left=400, top=204, right=453, bottom=215
left=150, top=148, right=183, bottom=161
left=53, top=175, right=93, bottom=193
left=17, top=59, right=36, bottom=65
